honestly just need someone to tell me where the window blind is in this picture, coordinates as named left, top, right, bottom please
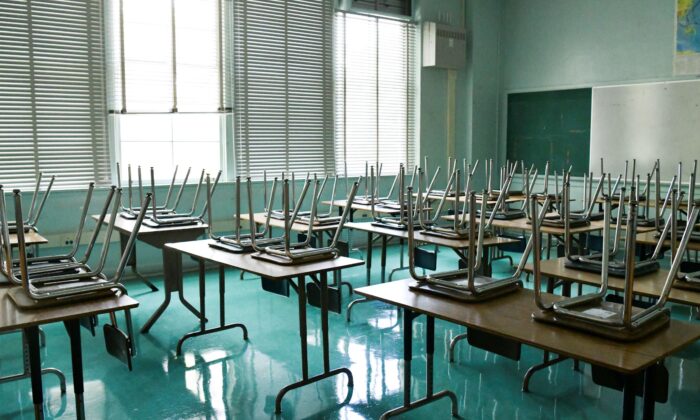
left=353, top=0, right=412, bottom=17
left=0, top=0, right=110, bottom=189
left=105, top=0, right=230, bottom=113
left=233, top=0, right=335, bottom=179
left=105, top=0, right=232, bottom=180
left=334, top=12, right=416, bottom=176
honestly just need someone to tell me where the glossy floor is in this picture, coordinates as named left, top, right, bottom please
left=1, top=246, right=700, bottom=419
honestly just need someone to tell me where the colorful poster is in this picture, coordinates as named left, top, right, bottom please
left=674, top=0, right=700, bottom=74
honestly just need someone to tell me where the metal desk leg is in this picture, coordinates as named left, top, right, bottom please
left=275, top=273, right=354, bottom=414
left=176, top=263, right=248, bottom=356
left=481, top=245, right=492, bottom=277
left=26, top=326, right=44, bottom=420
left=346, top=231, right=373, bottom=322
left=141, top=248, right=205, bottom=334
left=366, top=231, right=373, bottom=285
left=380, top=311, right=458, bottom=419
left=622, top=374, right=636, bottom=420
left=381, top=235, right=388, bottom=283
left=120, top=233, right=158, bottom=292
left=64, top=320, right=85, bottom=420
left=642, top=365, right=656, bottom=420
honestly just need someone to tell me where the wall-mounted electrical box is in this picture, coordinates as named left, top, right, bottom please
left=422, top=22, right=466, bottom=69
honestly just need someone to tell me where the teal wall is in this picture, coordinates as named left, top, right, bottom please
left=416, top=0, right=503, bottom=186
left=501, top=0, right=679, bottom=92
left=466, top=0, right=502, bottom=167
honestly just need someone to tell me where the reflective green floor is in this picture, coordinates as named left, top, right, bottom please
left=2, top=245, right=700, bottom=419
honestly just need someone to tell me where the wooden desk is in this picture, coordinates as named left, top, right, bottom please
left=443, top=213, right=606, bottom=235
left=346, top=221, right=518, bottom=250
left=343, top=222, right=519, bottom=322
left=0, top=287, right=138, bottom=419
left=523, top=257, right=700, bottom=307
left=1, top=231, right=49, bottom=284
left=240, top=212, right=340, bottom=233
left=92, top=215, right=207, bottom=332
left=165, top=240, right=364, bottom=415
left=356, top=280, right=700, bottom=420
left=345, top=222, right=518, bottom=282
left=7, top=230, right=49, bottom=247
left=637, top=230, right=700, bottom=252
left=322, top=199, right=407, bottom=215
left=422, top=193, right=525, bottom=205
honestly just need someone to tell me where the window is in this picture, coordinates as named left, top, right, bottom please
left=352, top=0, right=412, bottom=17
left=105, top=0, right=231, bottom=179
left=0, top=0, right=110, bottom=189
left=233, top=0, right=335, bottom=179
left=334, top=12, right=417, bottom=176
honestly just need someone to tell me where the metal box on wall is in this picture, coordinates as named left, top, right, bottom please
left=422, top=21, right=466, bottom=69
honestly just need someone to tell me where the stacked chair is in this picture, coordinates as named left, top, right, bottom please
left=207, top=175, right=282, bottom=253
left=417, top=164, right=477, bottom=239
left=370, top=164, right=416, bottom=230
left=405, top=181, right=550, bottom=301
left=251, top=176, right=359, bottom=265
left=0, top=184, right=152, bottom=369
left=117, top=163, right=220, bottom=228
left=117, top=163, right=188, bottom=220
left=531, top=188, right=700, bottom=341
left=5, top=173, right=55, bottom=234
left=564, top=177, right=664, bottom=277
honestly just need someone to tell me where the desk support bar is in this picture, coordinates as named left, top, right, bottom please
left=141, top=248, right=206, bottom=334
left=176, top=262, right=248, bottom=356
left=0, top=331, right=66, bottom=396
left=380, top=310, right=458, bottom=419
left=120, top=233, right=158, bottom=292
left=275, top=272, right=354, bottom=414
left=522, top=351, right=569, bottom=392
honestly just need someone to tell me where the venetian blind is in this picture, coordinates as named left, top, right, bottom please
left=334, top=12, right=416, bottom=176
left=105, top=0, right=230, bottom=113
left=0, top=0, right=110, bottom=188
left=233, top=0, right=335, bottom=179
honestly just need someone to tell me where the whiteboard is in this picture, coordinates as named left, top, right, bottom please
left=590, top=79, right=700, bottom=180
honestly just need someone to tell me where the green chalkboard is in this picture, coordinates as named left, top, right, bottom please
left=506, top=88, right=591, bottom=175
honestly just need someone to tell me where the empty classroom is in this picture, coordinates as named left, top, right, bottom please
left=2, top=0, right=700, bottom=419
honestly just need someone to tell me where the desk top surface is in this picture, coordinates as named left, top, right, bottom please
left=636, top=230, right=700, bottom=252
left=355, top=279, right=700, bottom=374
left=423, top=193, right=526, bottom=205
left=322, top=199, right=410, bottom=215
left=240, top=212, right=340, bottom=233
left=524, top=257, right=700, bottom=306
left=442, top=214, right=607, bottom=235
left=166, top=239, right=364, bottom=280
left=8, top=230, right=49, bottom=246
left=345, top=222, right=518, bottom=249
left=92, top=214, right=208, bottom=235
left=0, top=286, right=138, bottom=332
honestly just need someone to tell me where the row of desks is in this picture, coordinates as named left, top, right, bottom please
left=17, top=205, right=696, bottom=419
